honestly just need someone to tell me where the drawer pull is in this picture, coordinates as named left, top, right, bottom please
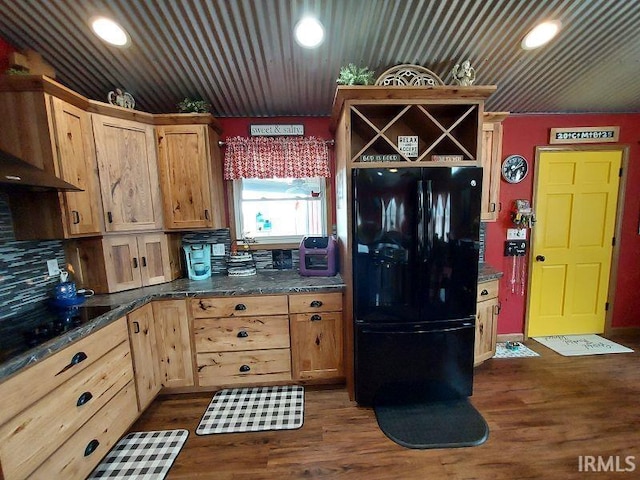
left=77, top=391, right=93, bottom=407
left=237, top=330, right=249, bottom=338
left=133, top=321, right=140, bottom=334
left=480, top=289, right=489, bottom=296
left=311, top=314, right=322, bottom=321
left=310, top=300, right=323, bottom=308
left=235, top=304, right=247, bottom=311
left=55, top=351, right=88, bottom=376
left=84, top=439, right=100, bottom=457
left=72, top=210, right=80, bottom=224
left=132, top=257, right=139, bottom=269
left=239, top=364, right=251, bottom=373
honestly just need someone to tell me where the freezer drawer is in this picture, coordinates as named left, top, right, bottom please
left=355, top=321, right=475, bottom=406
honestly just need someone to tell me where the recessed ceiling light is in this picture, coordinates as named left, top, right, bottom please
left=521, top=20, right=561, bottom=50
left=294, top=16, right=324, bottom=48
left=90, top=16, right=130, bottom=47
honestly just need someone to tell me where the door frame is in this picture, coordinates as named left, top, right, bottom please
left=524, top=144, right=629, bottom=338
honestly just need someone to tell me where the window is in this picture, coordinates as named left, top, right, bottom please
left=233, top=177, right=327, bottom=244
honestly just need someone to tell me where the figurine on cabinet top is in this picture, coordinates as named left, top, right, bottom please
left=451, top=60, right=476, bottom=86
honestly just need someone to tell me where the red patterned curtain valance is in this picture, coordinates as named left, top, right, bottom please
left=223, top=136, right=331, bottom=179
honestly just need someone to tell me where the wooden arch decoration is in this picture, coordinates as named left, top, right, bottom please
left=375, top=64, right=444, bottom=86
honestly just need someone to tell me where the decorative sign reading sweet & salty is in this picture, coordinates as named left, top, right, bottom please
left=250, top=124, right=304, bottom=136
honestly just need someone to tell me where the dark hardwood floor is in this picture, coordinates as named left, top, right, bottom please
left=131, top=333, right=640, bottom=480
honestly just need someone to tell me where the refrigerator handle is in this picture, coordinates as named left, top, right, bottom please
left=417, top=179, right=425, bottom=259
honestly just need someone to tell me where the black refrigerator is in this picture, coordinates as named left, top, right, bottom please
left=353, top=166, right=482, bottom=406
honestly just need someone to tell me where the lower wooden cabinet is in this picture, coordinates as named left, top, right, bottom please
left=66, top=232, right=181, bottom=293
left=127, top=303, right=161, bottom=411
left=475, top=279, right=500, bottom=365
left=289, top=292, right=344, bottom=381
left=0, top=318, right=135, bottom=480
left=152, top=300, right=195, bottom=389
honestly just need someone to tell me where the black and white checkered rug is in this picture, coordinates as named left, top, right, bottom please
left=87, top=429, right=188, bottom=479
left=196, top=385, right=304, bottom=435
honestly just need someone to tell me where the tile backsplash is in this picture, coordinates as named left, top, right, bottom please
left=0, top=193, right=66, bottom=320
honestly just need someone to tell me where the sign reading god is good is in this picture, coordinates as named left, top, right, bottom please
left=549, top=126, right=619, bottom=144
left=250, top=124, right=304, bottom=136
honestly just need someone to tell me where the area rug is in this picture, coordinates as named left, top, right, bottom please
left=533, top=334, right=634, bottom=356
left=493, top=342, right=540, bottom=358
left=374, top=398, right=489, bottom=449
left=87, top=429, right=188, bottom=480
left=196, top=385, right=304, bottom=435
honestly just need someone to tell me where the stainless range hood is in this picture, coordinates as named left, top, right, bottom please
left=0, top=149, right=82, bottom=191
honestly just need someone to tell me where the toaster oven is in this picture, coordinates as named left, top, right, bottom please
left=299, top=236, right=338, bottom=276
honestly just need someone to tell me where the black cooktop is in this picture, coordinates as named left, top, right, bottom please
left=0, top=303, right=115, bottom=364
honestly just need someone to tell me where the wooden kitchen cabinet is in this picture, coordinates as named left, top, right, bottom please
left=0, top=318, right=136, bottom=480
left=66, top=232, right=181, bottom=293
left=127, top=303, right=161, bottom=411
left=475, top=279, right=500, bottom=365
left=481, top=112, right=509, bottom=221
left=289, top=292, right=344, bottom=381
left=152, top=300, right=195, bottom=389
left=92, top=114, right=163, bottom=232
left=156, top=122, right=226, bottom=230
left=0, top=84, right=102, bottom=239
left=192, top=295, right=292, bottom=388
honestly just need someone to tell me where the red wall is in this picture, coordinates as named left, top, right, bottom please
left=0, top=36, right=16, bottom=73
left=486, top=114, right=640, bottom=334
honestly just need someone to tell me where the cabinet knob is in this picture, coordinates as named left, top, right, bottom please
left=141, top=256, right=147, bottom=267
left=310, top=300, right=323, bottom=308
left=204, top=209, right=210, bottom=220
left=56, top=351, right=88, bottom=376
left=480, top=289, right=489, bottom=296
left=76, top=391, right=93, bottom=407
left=489, top=203, right=496, bottom=213
left=310, top=314, right=322, bottom=321
left=235, top=304, right=247, bottom=311
left=536, top=255, right=546, bottom=262
left=237, top=330, right=249, bottom=338
left=107, top=211, right=113, bottom=223
left=239, top=364, right=251, bottom=373
left=84, top=439, right=100, bottom=457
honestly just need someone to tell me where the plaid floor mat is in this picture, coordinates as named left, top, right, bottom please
left=87, top=429, right=188, bottom=480
left=196, top=385, right=304, bottom=435
left=493, top=342, right=540, bottom=358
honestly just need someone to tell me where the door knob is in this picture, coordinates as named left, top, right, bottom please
left=536, top=255, right=546, bottom=262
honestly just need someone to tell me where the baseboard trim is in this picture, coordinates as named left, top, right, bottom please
left=497, top=333, right=525, bottom=343
left=606, top=326, right=640, bottom=337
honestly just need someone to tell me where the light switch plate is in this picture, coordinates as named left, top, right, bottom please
left=212, top=243, right=225, bottom=256
left=507, top=228, right=527, bottom=240
left=46, top=259, right=60, bottom=276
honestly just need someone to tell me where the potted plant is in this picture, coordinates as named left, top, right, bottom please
left=336, top=64, right=376, bottom=85
left=177, top=98, right=211, bottom=113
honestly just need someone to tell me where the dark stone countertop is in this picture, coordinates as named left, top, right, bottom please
left=478, top=263, right=503, bottom=282
left=0, top=271, right=345, bottom=382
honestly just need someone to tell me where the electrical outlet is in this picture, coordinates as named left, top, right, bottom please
left=507, top=228, right=527, bottom=240
left=212, top=243, right=225, bottom=256
left=46, top=259, right=60, bottom=276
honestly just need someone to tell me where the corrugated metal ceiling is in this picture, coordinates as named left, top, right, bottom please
left=0, top=0, right=638, bottom=117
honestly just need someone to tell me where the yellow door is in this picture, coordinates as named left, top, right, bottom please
left=527, top=148, right=622, bottom=336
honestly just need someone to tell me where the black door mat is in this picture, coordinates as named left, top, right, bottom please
left=196, top=385, right=304, bottom=435
left=374, top=398, right=489, bottom=449
left=87, top=429, right=188, bottom=479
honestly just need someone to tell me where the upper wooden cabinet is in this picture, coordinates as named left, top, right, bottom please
left=0, top=86, right=102, bottom=239
left=92, top=114, right=164, bottom=232
left=330, top=85, right=496, bottom=168
left=156, top=122, right=226, bottom=229
left=481, top=112, right=509, bottom=222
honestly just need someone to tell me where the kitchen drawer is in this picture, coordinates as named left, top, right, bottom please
left=191, top=295, right=289, bottom=318
left=288, top=292, right=343, bottom=314
left=477, top=279, right=499, bottom=302
left=30, top=381, right=138, bottom=480
left=197, top=348, right=291, bottom=386
left=0, top=317, right=128, bottom=425
left=194, top=315, right=290, bottom=353
left=0, top=340, right=133, bottom=480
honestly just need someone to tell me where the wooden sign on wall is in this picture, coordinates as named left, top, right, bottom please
left=549, top=126, right=619, bottom=144
left=250, top=124, right=304, bottom=136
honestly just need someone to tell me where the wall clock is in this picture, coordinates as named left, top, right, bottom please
left=501, top=155, right=529, bottom=183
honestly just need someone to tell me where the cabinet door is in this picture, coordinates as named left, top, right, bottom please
left=475, top=297, right=499, bottom=365
left=480, top=115, right=507, bottom=222
left=137, top=233, right=171, bottom=286
left=92, top=114, right=163, bottom=232
left=102, top=235, right=142, bottom=291
left=156, top=124, right=215, bottom=229
left=152, top=300, right=195, bottom=388
left=49, top=96, right=102, bottom=236
left=127, top=303, right=161, bottom=411
left=290, top=312, right=343, bottom=380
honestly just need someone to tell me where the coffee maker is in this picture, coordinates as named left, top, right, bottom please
left=183, top=244, right=212, bottom=280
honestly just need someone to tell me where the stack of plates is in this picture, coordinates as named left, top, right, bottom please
left=227, top=252, right=257, bottom=277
